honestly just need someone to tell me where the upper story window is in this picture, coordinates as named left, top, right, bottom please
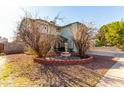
left=38, top=24, right=48, bottom=33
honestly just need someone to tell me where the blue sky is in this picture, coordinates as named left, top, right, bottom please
left=28, top=6, right=124, bottom=27
left=0, top=6, right=124, bottom=41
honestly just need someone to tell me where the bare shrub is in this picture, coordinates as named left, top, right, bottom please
left=17, top=17, right=62, bottom=57
left=71, top=23, right=93, bottom=58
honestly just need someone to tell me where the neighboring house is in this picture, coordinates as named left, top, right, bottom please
left=20, top=18, right=87, bottom=52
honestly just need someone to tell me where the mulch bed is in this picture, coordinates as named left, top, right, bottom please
left=1, top=54, right=117, bottom=87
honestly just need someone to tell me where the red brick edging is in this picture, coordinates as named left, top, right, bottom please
left=34, top=53, right=94, bottom=65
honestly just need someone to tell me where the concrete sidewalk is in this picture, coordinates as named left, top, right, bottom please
left=0, top=56, right=7, bottom=73
left=0, top=56, right=7, bottom=66
left=87, top=51, right=124, bottom=57
left=96, top=58, right=124, bottom=87
left=89, top=51, right=124, bottom=87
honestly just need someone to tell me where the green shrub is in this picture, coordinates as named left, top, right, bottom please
left=96, top=21, right=124, bottom=50
left=95, top=39, right=104, bottom=47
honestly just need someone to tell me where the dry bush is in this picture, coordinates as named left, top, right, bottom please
left=17, top=17, right=61, bottom=58
left=71, top=23, right=93, bottom=58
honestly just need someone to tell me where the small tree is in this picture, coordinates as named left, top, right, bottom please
left=71, top=23, right=93, bottom=58
left=95, top=25, right=108, bottom=46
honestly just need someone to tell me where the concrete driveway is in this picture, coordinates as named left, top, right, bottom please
left=96, top=57, right=124, bottom=87
left=88, top=51, right=124, bottom=87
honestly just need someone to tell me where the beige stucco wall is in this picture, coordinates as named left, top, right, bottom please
left=35, top=20, right=59, bottom=35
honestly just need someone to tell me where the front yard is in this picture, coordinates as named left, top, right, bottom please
left=0, top=54, right=116, bottom=87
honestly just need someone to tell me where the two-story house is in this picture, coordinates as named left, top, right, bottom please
left=20, top=18, right=87, bottom=52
